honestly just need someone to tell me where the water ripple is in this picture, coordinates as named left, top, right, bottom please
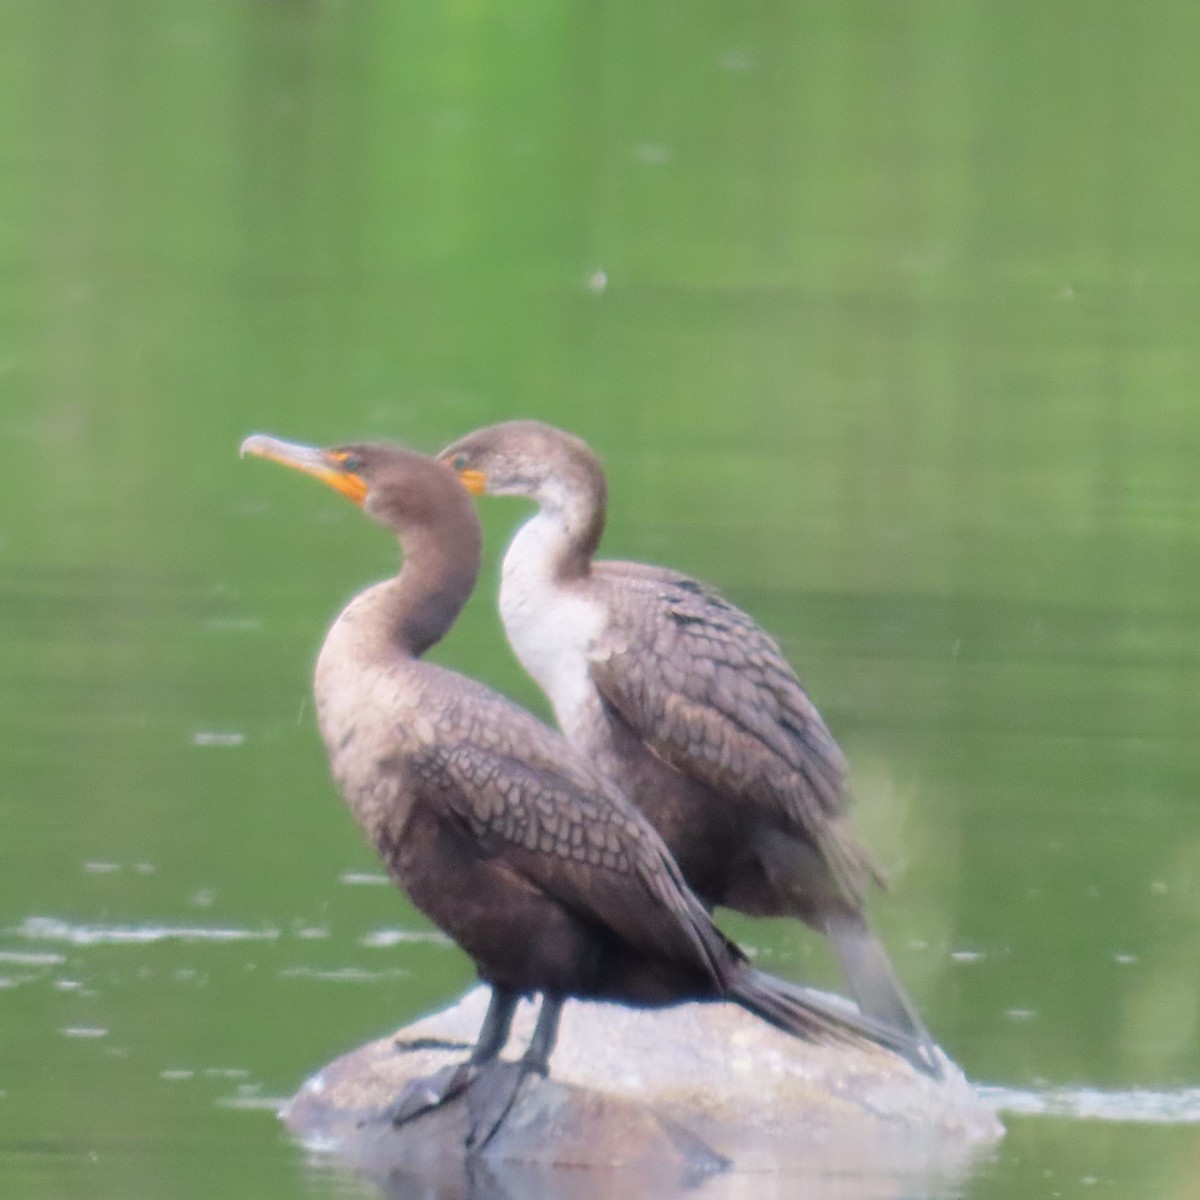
left=983, top=1084, right=1200, bottom=1124
left=14, top=916, right=280, bottom=945
left=0, top=949, right=66, bottom=965
left=279, top=966, right=410, bottom=983
left=359, top=928, right=449, bottom=948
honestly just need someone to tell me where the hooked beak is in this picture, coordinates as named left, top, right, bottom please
left=240, top=434, right=368, bottom=505
left=456, top=468, right=487, bottom=496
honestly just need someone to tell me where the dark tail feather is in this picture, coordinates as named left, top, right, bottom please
left=730, top=966, right=941, bottom=1078
left=824, top=911, right=943, bottom=1078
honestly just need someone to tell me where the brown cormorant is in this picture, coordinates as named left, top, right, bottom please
left=438, top=421, right=940, bottom=1077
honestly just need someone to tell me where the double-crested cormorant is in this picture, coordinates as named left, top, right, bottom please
left=438, top=421, right=939, bottom=1076
left=240, top=434, right=914, bottom=1148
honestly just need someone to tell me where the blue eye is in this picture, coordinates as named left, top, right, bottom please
left=453, top=454, right=468, bottom=470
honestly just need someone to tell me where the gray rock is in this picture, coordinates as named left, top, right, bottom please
left=284, top=986, right=1003, bottom=1198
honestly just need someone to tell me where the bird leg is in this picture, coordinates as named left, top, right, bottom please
left=465, top=994, right=563, bottom=1152
left=378, top=985, right=519, bottom=1128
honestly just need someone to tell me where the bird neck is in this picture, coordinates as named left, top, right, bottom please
left=333, top=522, right=479, bottom=665
left=384, top=523, right=481, bottom=657
left=523, top=476, right=606, bottom=583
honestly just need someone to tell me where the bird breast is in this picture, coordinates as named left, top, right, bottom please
left=500, top=514, right=606, bottom=744
left=313, top=589, right=430, bottom=844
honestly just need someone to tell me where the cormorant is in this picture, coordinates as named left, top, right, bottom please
left=438, top=421, right=939, bottom=1077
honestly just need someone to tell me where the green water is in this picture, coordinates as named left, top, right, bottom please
left=3, top=2, right=1199, bottom=1197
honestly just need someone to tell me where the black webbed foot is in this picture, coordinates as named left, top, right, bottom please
left=464, top=1057, right=547, bottom=1152
left=465, top=993, right=563, bottom=1151
left=367, top=984, right=525, bottom=1131
left=368, top=1061, right=479, bottom=1129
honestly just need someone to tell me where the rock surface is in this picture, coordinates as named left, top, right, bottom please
left=284, top=987, right=1003, bottom=1198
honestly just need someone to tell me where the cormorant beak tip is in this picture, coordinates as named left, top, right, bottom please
left=239, top=433, right=368, bottom=506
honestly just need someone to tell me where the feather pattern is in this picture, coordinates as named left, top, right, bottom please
left=587, top=562, right=880, bottom=905
left=382, top=665, right=738, bottom=987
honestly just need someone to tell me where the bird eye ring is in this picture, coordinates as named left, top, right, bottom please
left=452, top=454, right=468, bottom=470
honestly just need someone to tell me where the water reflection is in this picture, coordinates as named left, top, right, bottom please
left=310, top=1137, right=993, bottom=1200
left=296, top=1084, right=1200, bottom=1200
